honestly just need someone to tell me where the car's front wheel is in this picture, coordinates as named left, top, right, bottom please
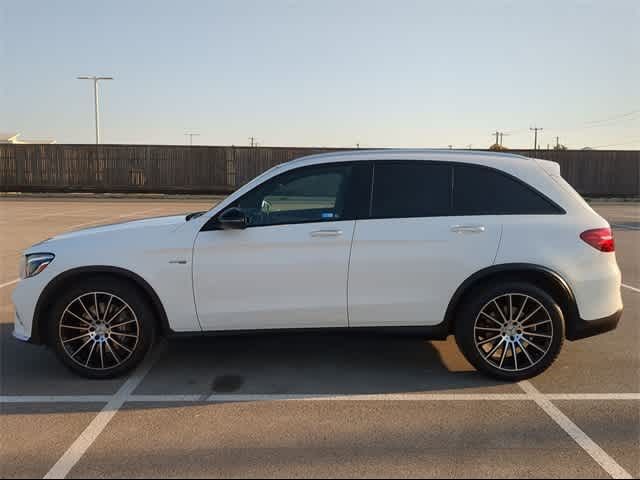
left=48, top=276, right=156, bottom=379
left=455, top=282, right=564, bottom=381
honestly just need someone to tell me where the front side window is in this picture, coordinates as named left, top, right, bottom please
left=233, top=164, right=356, bottom=227
left=371, top=162, right=452, bottom=218
left=453, top=165, right=562, bottom=215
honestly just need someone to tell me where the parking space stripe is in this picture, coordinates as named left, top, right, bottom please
left=43, top=344, right=165, bottom=480
left=1, top=392, right=639, bottom=405
left=622, top=283, right=640, bottom=293
left=546, top=393, right=640, bottom=401
left=519, top=381, right=632, bottom=480
left=0, top=396, right=113, bottom=403
left=0, top=278, right=19, bottom=289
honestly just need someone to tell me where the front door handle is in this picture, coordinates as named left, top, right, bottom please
left=450, top=225, right=486, bottom=234
left=311, top=229, right=343, bottom=237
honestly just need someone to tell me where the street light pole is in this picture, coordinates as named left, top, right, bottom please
left=77, top=76, right=113, bottom=144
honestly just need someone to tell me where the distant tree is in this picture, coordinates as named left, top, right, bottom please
left=553, top=144, right=568, bottom=151
left=489, top=143, right=508, bottom=151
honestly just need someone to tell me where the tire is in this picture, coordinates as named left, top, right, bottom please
left=48, top=276, right=156, bottom=379
left=455, top=281, right=564, bottom=382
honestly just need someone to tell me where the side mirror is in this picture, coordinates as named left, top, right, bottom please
left=218, top=207, right=248, bottom=230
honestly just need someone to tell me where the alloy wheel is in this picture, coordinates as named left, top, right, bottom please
left=58, top=292, right=140, bottom=371
left=473, top=293, right=554, bottom=372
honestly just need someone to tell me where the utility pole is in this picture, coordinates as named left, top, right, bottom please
left=184, top=133, right=200, bottom=146
left=493, top=131, right=500, bottom=145
left=556, top=136, right=560, bottom=149
left=530, top=127, right=543, bottom=150
left=77, top=75, right=113, bottom=144
left=249, top=137, right=259, bottom=148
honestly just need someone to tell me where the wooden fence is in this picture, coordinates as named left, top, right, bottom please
left=0, top=144, right=638, bottom=197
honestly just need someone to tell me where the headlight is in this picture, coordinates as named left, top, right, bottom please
left=22, top=253, right=55, bottom=279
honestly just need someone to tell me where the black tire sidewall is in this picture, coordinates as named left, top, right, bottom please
left=48, top=276, right=156, bottom=379
left=455, top=282, right=565, bottom=382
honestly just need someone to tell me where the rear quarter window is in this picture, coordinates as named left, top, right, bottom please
left=453, top=165, right=563, bottom=215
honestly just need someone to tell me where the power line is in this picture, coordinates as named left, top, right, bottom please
left=530, top=127, right=543, bottom=150
left=584, top=109, right=640, bottom=125
left=184, top=133, right=200, bottom=146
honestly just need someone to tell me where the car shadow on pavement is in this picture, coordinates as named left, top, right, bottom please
left=1, top=324, right=515, bottom=416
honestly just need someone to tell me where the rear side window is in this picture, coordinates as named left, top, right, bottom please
left=453, top=165, right=561, bottom=215
left=372, top=162, right=451, bottom=218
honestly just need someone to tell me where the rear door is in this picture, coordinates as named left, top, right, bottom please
left=348, top=161, right=502, bottom=327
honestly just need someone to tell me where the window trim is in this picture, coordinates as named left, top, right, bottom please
left=202, top=161, right=372, bottom=231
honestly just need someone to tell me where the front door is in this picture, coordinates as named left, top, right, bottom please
left=193, top=163, right=369, bottom=331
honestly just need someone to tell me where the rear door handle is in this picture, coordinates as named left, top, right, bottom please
left=311, top=229, right=343, bottom=237
left=450, top=225, right=486, bottom=234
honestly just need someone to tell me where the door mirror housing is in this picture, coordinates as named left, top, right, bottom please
left=218, top=207, right=248, bottom=230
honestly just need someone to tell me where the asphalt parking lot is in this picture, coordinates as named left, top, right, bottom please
left=1, top=198, right=638, bottom=479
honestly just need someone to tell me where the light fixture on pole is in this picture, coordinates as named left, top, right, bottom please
left=77, top=76, right=114, bottom=145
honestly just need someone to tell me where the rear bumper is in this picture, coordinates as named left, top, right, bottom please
left=566, top=308, right=622, bottom=341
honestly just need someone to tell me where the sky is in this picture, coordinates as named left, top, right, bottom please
left=1, top=0, right=639, bottom=149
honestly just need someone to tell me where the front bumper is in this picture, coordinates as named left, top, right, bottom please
left=12, top=311, right=31, bottom=342
left=566, top=308, right=622, bottom=341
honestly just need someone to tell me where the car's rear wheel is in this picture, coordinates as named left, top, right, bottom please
left=48, top=276, right=156, bottom=379
left=455, top=282, right=564, bottom=381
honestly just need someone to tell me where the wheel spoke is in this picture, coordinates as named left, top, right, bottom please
left=522, top=320, right=552, bottom=330
left=523, top=331, right=552, bottom=339
left=63, top=333, right=91, bottom=344
left=512, top=342, right=518, bottom=370
left=499, top=342, right=509, bottom=368
left=485, top=338, right=505, bottom=359
left=70, top=338, right=93, bottom=358
left=65, top=309, right=93, bottom=327
left=475, top=326, right=501, bottom=332
left=518, top=339, right=534, bottom=366
left=60, top=324, right=90, bottom=332
left=103, top=295, right=114, bottom=322
left=520, top=305, right=543, bottom=325
left=493, top=300, right=508, bottom=324
left=110, top=337, right=133, bottom=354
left=109, top=319, right=137, bottom=330
left=514, top=296, right=528, bottom=323
left=85, top=342, right=97, bottom=367
left=477, top=334, right=502, bottom=346
left=111, top=332, right=137, bottom=339
left=107, top=305, right=127, bottom=325
left=522, top=337, right=546, bottom=354
left=94, top=293, right=100, bottom=321
left=480, top=311, right=504, bottom=327
left=99, top=342, right=105, bottom=369
left=78, top=297, right=96, bottom=322
left=105, top=340, right=120, bottom=363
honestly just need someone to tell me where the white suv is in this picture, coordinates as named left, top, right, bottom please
left=12, top=150, right=623, bottom=381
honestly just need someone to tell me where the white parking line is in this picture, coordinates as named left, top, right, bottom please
left=1, top=392, right=638, bottom=404
left=519, top=381, right=632, bottom=480
left=43, top=344, right=165, bottom=480
left=0, top=396, right=113, bottom=403
left=0, top=278, right=19, bottom=289
left=622, top=283, right=640, bottom=293
left=612, top=223, right=640, bottom=230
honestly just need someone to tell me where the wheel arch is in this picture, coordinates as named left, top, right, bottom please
left=32, top=266, right=172, bottom=345
left=443, top=263, right=579, bottom=337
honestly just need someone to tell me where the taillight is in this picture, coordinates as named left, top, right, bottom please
left=580, top=228, right=615, bottom=252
